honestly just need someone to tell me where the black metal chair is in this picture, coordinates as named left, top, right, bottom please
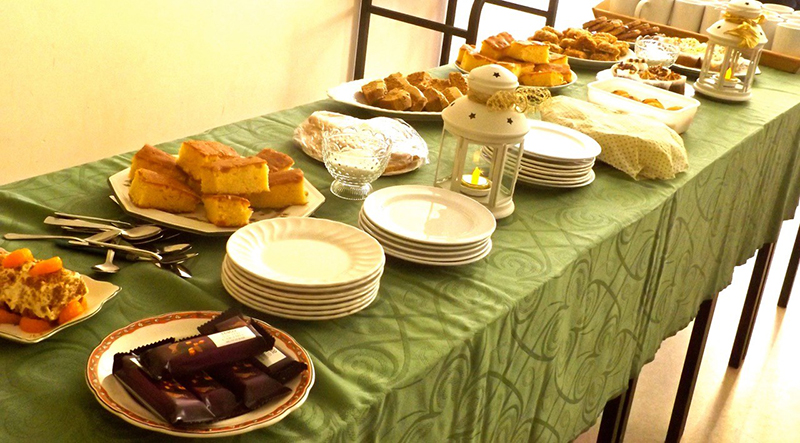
left=353, top=0, right=560, bottom=80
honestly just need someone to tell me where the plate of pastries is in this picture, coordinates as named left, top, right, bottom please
left=582, top=17, right=661, bottom=43
left=599, top=58, right=690, bottom=96
left=327, top=71, right=469, bottom=120
left=0, top=247, right=120, bottom=343
left=108, top=142, right=324, bottom=235
left=455, top=32, right=576, bottom=90
left=530, top=26, right=631, bottom=69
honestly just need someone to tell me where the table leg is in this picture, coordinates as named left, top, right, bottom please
left=665, top=294, right=718, bottom=443
left=597, top=377, right=638, bottom=443
left=729, top=242, right=776, bottom=369
left=778, top=224, right=800, bottom=309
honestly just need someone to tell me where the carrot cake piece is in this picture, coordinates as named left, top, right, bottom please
left=129, top=169, right=200, bottom=213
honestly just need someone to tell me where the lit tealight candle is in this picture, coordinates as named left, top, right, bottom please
left=460, top=167, right=491, bottom=197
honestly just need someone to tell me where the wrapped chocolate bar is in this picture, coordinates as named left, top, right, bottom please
left=196, top=309, right=253, bottom=335
left=112, top=353, right=215, bottom=425
left=207, top=360, right=290, bottom=409
left=139, top=324, right=274, bottom=380
left=253, top=347, right=308, bottom=384
left=179, top=371, right=239, bottom=419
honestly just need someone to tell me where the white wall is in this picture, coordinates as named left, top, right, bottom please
left=0, top=0, right=593, bottom=185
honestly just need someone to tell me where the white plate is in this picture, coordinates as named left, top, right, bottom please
left=0, top=249, right=121, bottom=344
left=568, top=52, right=632, bottom=70
left=519, top=169, right=594, bottom=185
left=222, top=262, right=380, bottom=306
left=596, top=69, right=696, bottom=97
left=482, top=148, right=594, bottom=171
left=453, top=62, right=579, bottom=92
left=671, top=63, right=759, bottom=79
left=358, top=212, right=490, bottom=258
left=108, top=168, right=325, bottom=236
left=229, top=287, right=379, bottom=321
left=519, top=170, right=596, bottom=188
left=224, top=277, right=379, bottom=316
left=362, top=185, right=496, bottom=246
left=381, top=239, right=493, bottom=266
left=523, top=120, right=601, bottom=161
left=85, top=311, right=314, bottom=437
left=327, top=79, right=442, bottom=121
left=227, top=218, right=385, bottom=288
left=518, top=162, right=594, bottom=178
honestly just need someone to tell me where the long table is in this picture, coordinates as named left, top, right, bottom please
left=1, top=67, right=799, bottom=442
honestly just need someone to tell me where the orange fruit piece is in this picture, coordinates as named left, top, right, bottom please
left=58, top=298, right=87, bottom=325
left=0, top=308, right=21, bottom=325
left=2, top=248, right=34, bottom=268
left=19, top=316, right=53, bottom=333
left=28, top=257, right=63, bottom=276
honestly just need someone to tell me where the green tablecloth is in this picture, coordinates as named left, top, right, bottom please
left=1, top=67, right=799, bottom=443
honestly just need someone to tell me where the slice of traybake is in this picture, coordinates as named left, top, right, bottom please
left=129, top=144, right=187, bottom=183
left=256, top=148, right=294, bottom=172
left=202, top=194, right=253, bottom=227
left=129, top=169, right=200, bottom=213
left=200, top=156, right=268, bottom=195
left=245, top=169, right=307, bottom=209
left=176, top=140, right=239, bottom=181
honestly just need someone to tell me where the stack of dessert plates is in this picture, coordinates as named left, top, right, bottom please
left=483, top=120, right=602, bottom=189
left=359, top=185, right=496, bottom=266
left=222, top=218, right=385, bottom=320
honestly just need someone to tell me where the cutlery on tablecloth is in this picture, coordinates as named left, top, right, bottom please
left=43, top=216, right=162, bottom=242
left=3, top=233, right=162, bottom=261
left=54, top=212, right=135, bottom=228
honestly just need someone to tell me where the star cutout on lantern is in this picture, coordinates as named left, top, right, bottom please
left=469, top=113, right=476, bottom=119
left=493, top=72, right=501, bottom=78
left=507, top=118, right=513, bottom=124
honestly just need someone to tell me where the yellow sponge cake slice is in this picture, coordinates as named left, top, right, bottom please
left=200, top=156, right=268, bottom=195
left=479, top=32, right=515, bottom=59
left=506, top=40, right=550, bottom=64
left=202, top=194, right=253, bottom=227
left=129, top=169, right=200, bottom=213
left=129, top=144, right=187, bottom=183
left=256, top=148, right=294, bottom=172
left=245, top=169, right=307, bottom=209
left=176, top=140, right=239, bottom=181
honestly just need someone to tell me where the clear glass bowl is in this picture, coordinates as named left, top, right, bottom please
left=322, top=127, right=391, bottom=200
left=634, top=35, right=680, bottom=67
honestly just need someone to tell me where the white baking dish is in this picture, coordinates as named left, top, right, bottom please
left=586, top=78, right=701, bottom=134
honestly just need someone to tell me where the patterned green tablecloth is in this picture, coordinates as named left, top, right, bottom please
left=1, top=67, right=799, bottom=442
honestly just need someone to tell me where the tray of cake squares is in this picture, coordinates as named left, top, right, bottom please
left=482, top=120, right=602, bottom=189
left=108, top=141, right=324, bottom=235
left=222, top=218, right=385, bottom=320
left=358, top=185, right=496, bottom=266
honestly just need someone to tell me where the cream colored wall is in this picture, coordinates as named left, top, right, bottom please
left=0, top=0, right=445, bottom=185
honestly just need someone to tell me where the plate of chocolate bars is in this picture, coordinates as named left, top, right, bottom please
left=85, top=310, right=314, bottom=437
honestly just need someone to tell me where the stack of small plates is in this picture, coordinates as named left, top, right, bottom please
left=358, top=185, right=496, bottom=266
left=483, top=120, right=601, bottom=189
left=222, top=218, right=385, bottom=320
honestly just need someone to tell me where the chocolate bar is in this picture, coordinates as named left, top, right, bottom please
left=207, top=360, right=290, bottom=409
left=196, top=309, right=249, bottom=335
left=179, top=371, right=239, bottom=419
left=139, top=324, right=274, bottom=380
left=112, top=353, right=215, bottom=425
left=253, top=347, right=308, bottom=384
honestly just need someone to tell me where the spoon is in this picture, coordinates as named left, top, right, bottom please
left=93, top=249, right=119, bottom=274
left=3, top=233, right=163, bottom=261
left=54, top=212, right=134, bottom=228
left=44, top=217, right=162, bottom=241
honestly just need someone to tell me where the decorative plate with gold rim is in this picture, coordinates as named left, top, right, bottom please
left=85, top=311, right=315, bottom=437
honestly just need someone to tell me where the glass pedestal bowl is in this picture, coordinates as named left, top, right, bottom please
left=322, top=127, right=391, bottom=200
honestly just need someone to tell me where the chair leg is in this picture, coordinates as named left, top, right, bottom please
left=666, top=294, right=718, bottom=443
left=597, top=377, right=638, bottom=443
left=778, top=224, right=800, bottom=308
left=353, top=0, right=373, bottom=80
left=729, top=242, right=776, bottom=369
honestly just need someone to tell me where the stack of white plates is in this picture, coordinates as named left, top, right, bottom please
left=358, top=185, right=496, bottom=266
left=483, top=120, right=601, bottom=189
left=222, top=218, right=385, bottom=320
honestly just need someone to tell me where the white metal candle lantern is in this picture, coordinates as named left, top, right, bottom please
left=694, top=0, right=767, bottom=102
left=434, top=64, right=529, bottom=219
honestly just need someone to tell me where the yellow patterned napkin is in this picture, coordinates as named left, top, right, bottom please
left=538, top=96, right=688, bottom=180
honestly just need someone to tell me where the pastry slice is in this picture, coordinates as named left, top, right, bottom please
left=176, top=140, right=239, bottom=181
left=200, top=156, right=268, bottom=195
left=423, top=88, right=449, bottom=112
left=129, top=144, right=187, bottom=183
left=361, top=80, right=387, bottom=105
left=202, top=194, right=253, bottom=227
left=378, top=89, right=412, bottom=111
left=256, top=148, right=294, bottom=172
left=480, top=32, right=515, bottom=59
left=506, top=40, right=550, bottom=63
left=129, top=169, right=200, bottom=213
left=245, top=169, right=307, bottom=209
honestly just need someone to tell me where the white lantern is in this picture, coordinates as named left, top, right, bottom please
left=433, top=64, right=529, bottom=219
left=694, top=0, right=768, bottom=102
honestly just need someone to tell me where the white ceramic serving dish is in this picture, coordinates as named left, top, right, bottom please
left=586, top=77, right=701, bottom=133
